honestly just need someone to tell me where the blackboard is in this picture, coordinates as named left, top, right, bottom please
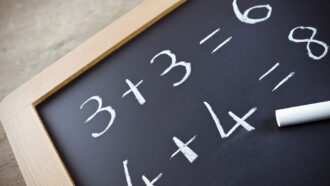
left=37, top=0, right=330, bottom=185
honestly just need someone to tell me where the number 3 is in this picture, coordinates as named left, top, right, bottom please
left=150, top=50, right=191, bottom=87
left=80, top=95, right=116, bottom=138
left=232, top=0, right=272, bottom=24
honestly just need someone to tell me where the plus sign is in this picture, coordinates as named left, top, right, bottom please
left=122, top=79, right=146, bottom=105
left=170, top=135, right=198, bottom=163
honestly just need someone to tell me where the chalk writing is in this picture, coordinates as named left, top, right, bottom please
left=150, top=50, right=191, bottom=87
left=258, top=62, right=295, bottom=92
left=232, top=0, right=272, bottom=24
left=199, top=28, right=220, bottom=45
left=122, top=79, right=146, bottom=105
left=288, top=26, right=328, bottom=60
left=170, top=135, right=198, bottom=163
left=75, top=1, right=330, bottom=184
left=228, top=110, right=256, bottom=131
left=80, top=96, right=116, bottom=138
left=142, top=173, right=163, bottom=186
left=272, top=72, right=295, bottom=92
left=204, top=101, right=257, bottom=138
left=123, top=160, right=133, bottom=186
left=212, top=36, right=233, bottom=54
left=259, top=62, right=280, bottom=81
left=199, top=28, right=232, bottom=54
left=123, top=159, right=163, bottom=186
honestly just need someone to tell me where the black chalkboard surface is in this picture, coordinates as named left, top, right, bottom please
left=37, top=0, right=330, bottom=185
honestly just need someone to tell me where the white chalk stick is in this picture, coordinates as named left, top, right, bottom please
left=275, top=101, right=330, bottom=127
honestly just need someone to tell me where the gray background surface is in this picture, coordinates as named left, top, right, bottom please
left=0, top=0, right=142, bottom=184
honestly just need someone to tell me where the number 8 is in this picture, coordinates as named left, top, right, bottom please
left=232, top=0, right=272, bottom=24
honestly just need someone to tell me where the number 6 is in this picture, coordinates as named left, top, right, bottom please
left=80, top=95, right=116, bottom=138
left=232, top=0, right=272, bottom=24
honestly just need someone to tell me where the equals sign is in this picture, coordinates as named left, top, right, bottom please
left=258, top=62, right=295, bottom=92
left=199, top=28, right=233, bottom=54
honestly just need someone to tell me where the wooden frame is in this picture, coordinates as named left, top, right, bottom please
left=0, top=0, right=186, bottom=185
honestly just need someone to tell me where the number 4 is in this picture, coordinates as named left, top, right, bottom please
left=80, top=95, right=116, bottom=138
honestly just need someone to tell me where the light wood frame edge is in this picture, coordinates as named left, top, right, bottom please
left=0, top=0, right=186, bottom=185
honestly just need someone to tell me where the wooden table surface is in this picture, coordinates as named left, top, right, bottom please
left=0, top=0, right=142, bottom=185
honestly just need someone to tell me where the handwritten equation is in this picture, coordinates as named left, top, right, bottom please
left=78, top=0, right=329, bottom=185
